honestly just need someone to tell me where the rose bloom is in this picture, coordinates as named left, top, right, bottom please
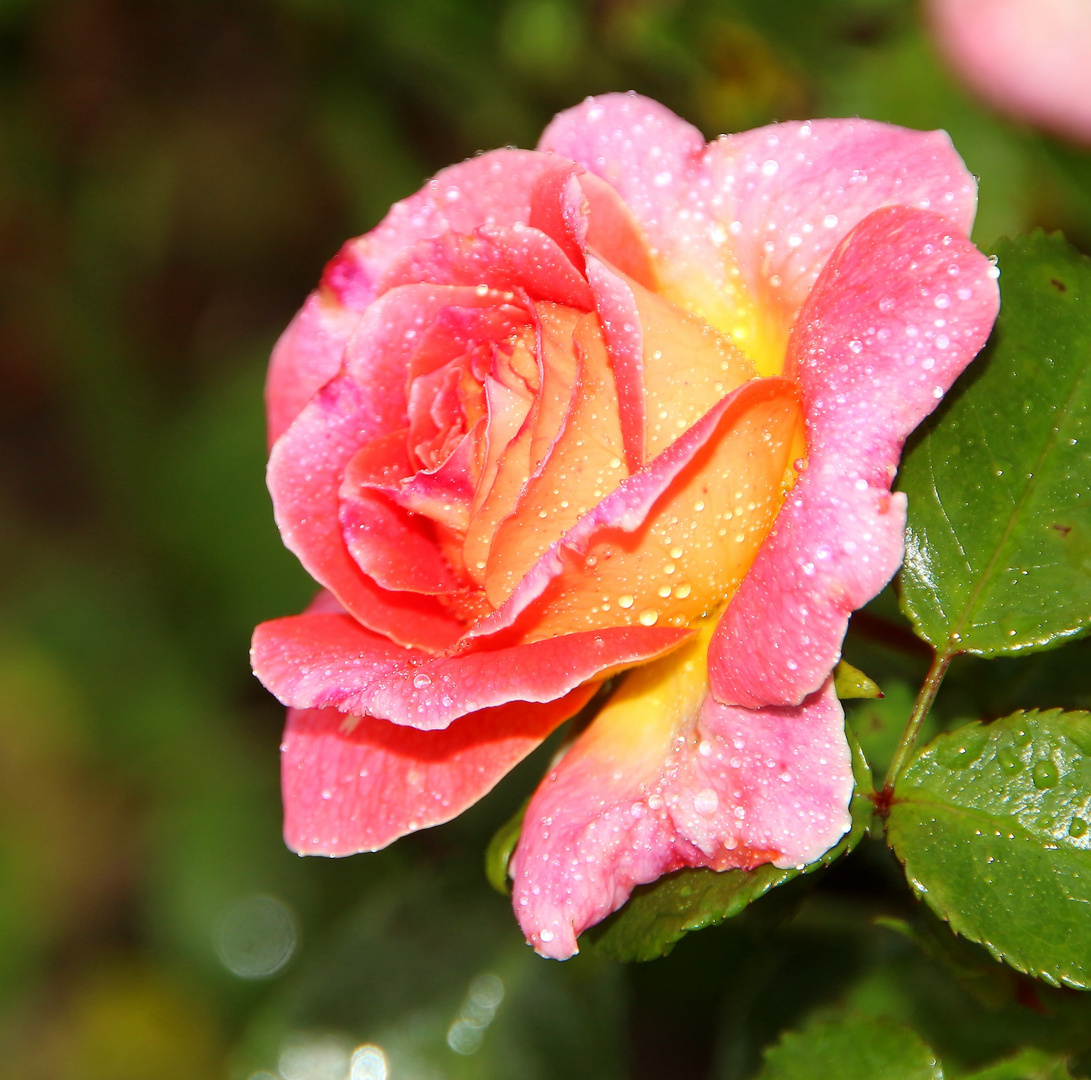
left=252, top=93, right=998, bottom=959
left=928, top=0, right=1091, bottom=144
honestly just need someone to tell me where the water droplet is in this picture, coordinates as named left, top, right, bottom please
left=539, top=929, right=554, bottom=943
left=413, top=673, right=432, bottom=689
left=657, top=584, right=672, bottom=598
left=670, top=546, right=683, bottom=559
left=1013, top=728, right=1032, bottom=747
left=1070, top=817, right=1088, bottom=838
left=618, top=595, right=634, bottom=609
left=674, top=583, right=692, bottom=599
left=694, top=789, right=719, bottom=815
left=1033, top=759, right=1059, bottom=789
left=639, top=610, right=659, bottom=626
left=997, top=745, right=1023, bottom=774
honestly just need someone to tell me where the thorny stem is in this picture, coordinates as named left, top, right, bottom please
left=879, top=649, right=953, bottom=807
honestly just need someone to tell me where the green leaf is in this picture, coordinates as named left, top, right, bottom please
left=485, top=798, right=528, bottom=895
left=755, top=1014, right=943, bottom=1080
left=961, top=1048, right=1075, bottom=1080
left=586, top=726, right=874, bottom=962
left=887, top=708, right=1091, bottom=988
left=835, top=659, right=883, bottom=699
left=898, top=231, right=1091, bottom=657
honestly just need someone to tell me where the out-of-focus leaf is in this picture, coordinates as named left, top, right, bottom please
left=962, top=1048, right=1075, bottom=1080
left=899, top=232, right=1091, bottom=658
left=485, top=799, right=527, bottom=896
left=755, top=1014, right=943, bottom=1080
left=888, top=709, right=1091, bottom=988
left=586, top=727, right=873, bottom=962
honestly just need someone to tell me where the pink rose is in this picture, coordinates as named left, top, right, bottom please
left=929, top=0, right=1091, bottom=144
left=251, top=94, right=998, bottom=959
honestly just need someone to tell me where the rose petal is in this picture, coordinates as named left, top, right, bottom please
left=265, top=290, right=363, bottom=448
left=337, top=149, right=556, bottom=305
left=266, top=149, right=555, bottom=444
left=340, top=432, right=461, bottom=595
left=697, top=117, right=979, bottom=364
left=511, top=628, right=852, bottom=959
left=579, top=172, right=660, bottom=291
left=503, top=376, right=804, bottom=644
left=538, top=93, right=707, bottom=263
left=377, top=225, right=595, bottom=310
left=269, top=374, right=464, bottom=651
left=710, top=205, right=1000, bottom=708
left=508, top=375, right=802, bottom=645
left=590, top=259, right=758, bottom=461
left=463, top=304, right=582, bottom=585
left=584, top=255, right=648, bottom=471
left=543, top=95, right=980, bottom=379
left=269, top=285, right=525, bottom=648
left=251, top=610, right=691, bottom=729
left=282, top=681, right=598, bottom=855
left=485, top=313, right=629, bottom=607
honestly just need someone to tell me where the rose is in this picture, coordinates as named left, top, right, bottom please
left=251, top=93, right=998, bottom=958
left=928, top=0, right=1091, bottom=145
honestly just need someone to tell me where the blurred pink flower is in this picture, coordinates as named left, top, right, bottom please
left=929, top=0, right=1091, bottom=143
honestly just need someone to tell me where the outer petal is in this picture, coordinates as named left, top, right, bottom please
left=539, top=93, right=707, bottom=262
left=269, top=374, right=464, bottom=651
left=510, top=629, right=852, bottom=959
left=251, top=610, right=690, bottom=730
left=266, top=149, right=555, bottom=442
left=703, top=117, right=979, bottom=318
left=929, top=0, right=1091, bottom=144
left=710, top=206, right=1000, bottom=709
left=266, top=291, right=363, bottom=448
left=377, top=225, right=595, bottom=311
left=543, top=95, right=980, bottom=378
left=282, top=681, right=598, bottom=855
left=330, top=149, right=557, bottom=306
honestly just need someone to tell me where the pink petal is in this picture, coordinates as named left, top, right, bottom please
left=251, top=610, right=690, bottom=730
left=585, top=255, right=647, bottom=471
left=268, top=374, right=463, bottom=652
left=377, top=225, right=595, bottom=311
left=542, top=95, right=980, bottom=376
left=266, top=149, right=556, bottom=444
left=703, top=118, right=979, bottom=317
left=710, top=206, right=1000, bottom=709
left=338, top=432, right=463, bottom=596
left=538, top=93, right=707, bottom=260
left=265, top=290, right=363, bottom=448
left=332, top=149, right=557, bottom=306
left=511, top=652, right=852, bottom=959
left=462, top=305, right=582, bottom=586
left=929, top=0, right=1091, bottom=144
left=282, top=681, right=598, bottom=856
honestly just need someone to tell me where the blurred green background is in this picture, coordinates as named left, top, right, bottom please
left=3, top=1, right=1091, bottom=1077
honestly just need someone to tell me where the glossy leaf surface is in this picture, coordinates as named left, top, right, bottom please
left=899, top=232, right=1091, bottom=656
left=755, top=1014, right=942, bottom=1080
left=888, top=709, right=1091, bottom=988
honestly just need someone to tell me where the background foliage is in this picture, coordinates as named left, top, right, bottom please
left=3, top=0, right=1091, bottom=1077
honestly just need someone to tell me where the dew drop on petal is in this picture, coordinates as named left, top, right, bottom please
left=694, top=789, right=719, bottom=815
